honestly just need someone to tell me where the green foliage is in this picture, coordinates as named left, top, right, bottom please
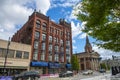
left=100, top=63, right=110, bottom=70
left=75, top=0, right=120, bottom=52
left=100, top=63, right=107, bottom=70
left=71, top=55, right=80, bottom=71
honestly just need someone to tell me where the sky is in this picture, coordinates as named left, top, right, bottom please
left=0, top=0, right=120, bottom=60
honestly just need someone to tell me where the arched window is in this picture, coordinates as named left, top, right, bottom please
left=42, top=22, right=47, bottom=31
left=36, top=20, right=41, bottom=28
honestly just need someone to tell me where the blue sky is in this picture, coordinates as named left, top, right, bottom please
left=0, top=0, right=119, bottom=59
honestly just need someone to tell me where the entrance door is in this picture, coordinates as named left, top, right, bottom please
left=81, top=64, right=84, bottom=70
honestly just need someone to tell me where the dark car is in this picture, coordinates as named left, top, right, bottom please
left=99, top=69, right=106, bottom=73
left=59, top=71, right=73, bottom=77
left=12, top=70, right=40, bottom=80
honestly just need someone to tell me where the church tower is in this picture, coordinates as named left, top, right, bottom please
left=85, top=35, right=92, bottom=53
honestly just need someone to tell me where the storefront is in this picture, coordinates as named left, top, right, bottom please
left=0, top=59, right=30, bottom=76
left=48, top=62, right=60, bottom=74
left=30, top=61, right=48, bottom=74
left=66, top=64, right=72, bottom=70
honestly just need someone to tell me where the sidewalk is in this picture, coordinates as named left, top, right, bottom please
left=80, top=74, right=111, bottom=80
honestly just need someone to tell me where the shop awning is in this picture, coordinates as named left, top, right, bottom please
left=48, top=63, right=60, bottom=68
left=66, top=64, right=72, bottom=69
left=30, top=61, right=48, bottom=67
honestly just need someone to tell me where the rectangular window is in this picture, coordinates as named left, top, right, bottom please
left=42, top=34, right=46, bottom=41
left=66, top=56, right=71, bottom=63
left=41, top=54, right=45, bottom=60
left=61, top=56, right=64, bottom=62
left=2, top=49, right=7, bottom=57
left=34, top=41, right=39, bottom=49
left=41, top=43, right=46, bottom=50
left=36, top=20, right=41, bottom=28
left=49, top=36, right=52, bottom=42
left=33, top=53, right=38, bottom=60
left=0, top=48, right=3, bottom=57
left=48, top=54, right=52, bottom=61
left=49, top=45, right=52, bottom=51
left=60, top=40, right=63, bottom=46
left=16, top=51, right=22, bottom=58
left=42, top=23, right=47, bottom=31
left=55, top=46, right=59, bottom=52
left=35, top=31, right=40, bottom=39
left=23, top=52, right=29, bottom=59
left=7, top=50, right=15, bottom=58
left=54, top=54, right=59, bottom=62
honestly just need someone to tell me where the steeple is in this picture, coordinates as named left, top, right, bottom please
left=85, top=35, right=92, bottom=53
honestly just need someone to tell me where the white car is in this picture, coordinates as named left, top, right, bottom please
left=82, top=70, right=93, bottom=75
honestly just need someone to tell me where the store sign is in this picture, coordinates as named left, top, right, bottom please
left=48, top=63, right=60, bottom=68
left=30, top=61, right=48, bottom=67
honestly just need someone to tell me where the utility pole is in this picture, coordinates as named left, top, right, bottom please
left=3, top=37, right=10, bottom=76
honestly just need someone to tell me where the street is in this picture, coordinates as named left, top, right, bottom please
left=40, top=71, right=111, bottom=80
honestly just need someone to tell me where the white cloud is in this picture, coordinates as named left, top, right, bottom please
left=0, top=0, right=51, bottom=40
left=71, top=21, right=82, bottom=38
left=78, top=33, right=86, bottom=39
left=50, top=0, right=81, bottom=8
left=36, top=0, right=50, bottom=15
left=72, top=39, right=76, bottom=44
left=73, top=45, right=77, bottom=50
left=92, top=45, right=120, bottom=60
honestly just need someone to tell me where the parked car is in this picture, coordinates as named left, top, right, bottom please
left=12, top=70, right=40, bottom=80
left=82, top=70, right=93, bottom=75
left=59, top=71, right=73, bottom=77
left=99, top=69, right=106, bottom=73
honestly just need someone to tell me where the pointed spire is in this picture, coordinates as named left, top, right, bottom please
left=85, top=34, right=92, bottom=53
left=86, top=35, right=90, bottom=44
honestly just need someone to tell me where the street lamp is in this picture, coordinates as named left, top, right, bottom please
left=3, top=37, right=11, bottom=76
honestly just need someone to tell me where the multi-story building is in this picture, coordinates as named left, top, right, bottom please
left=0, top=39, right=31, bottom=76
left=11, top=11, right=72, bottom=74
left=75, top=36, right=100, bottom=71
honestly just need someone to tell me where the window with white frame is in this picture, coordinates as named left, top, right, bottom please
left=49, top=44, right=52, bottom=51
left=42, top=22, right=47, bottom=31
left=55, top=46, right=59, bottom=52
left=41, top=43, right=46, bottom=50
left=34, top=41, right=39, bottom=49
left=66, top=56, right=71, bottom=63
left=41, top=54, right=45, bottom=60
left=36, top=20, right=41, bottom=28
left=33, top=53, right=38, bottom=60
left=42, top=34, right=46, bottom=41
left=33, top=50, right=38, bottom=60
left=48, top=54, right=52, bottom=61
left=49, top=36, right=52, bottom=42
left=54, top=54, right=59, bottom=62
left=34, top=31, right=40, bottom=39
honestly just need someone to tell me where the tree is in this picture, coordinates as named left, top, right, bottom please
left=71, top=55, right=80, bottom=72
left=74, top=0, right=120, bottom=52
left=100, top=63, right=106, bottom=69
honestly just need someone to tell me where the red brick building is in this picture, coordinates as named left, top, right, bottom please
left=11, top=11, right=72, bottom=74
